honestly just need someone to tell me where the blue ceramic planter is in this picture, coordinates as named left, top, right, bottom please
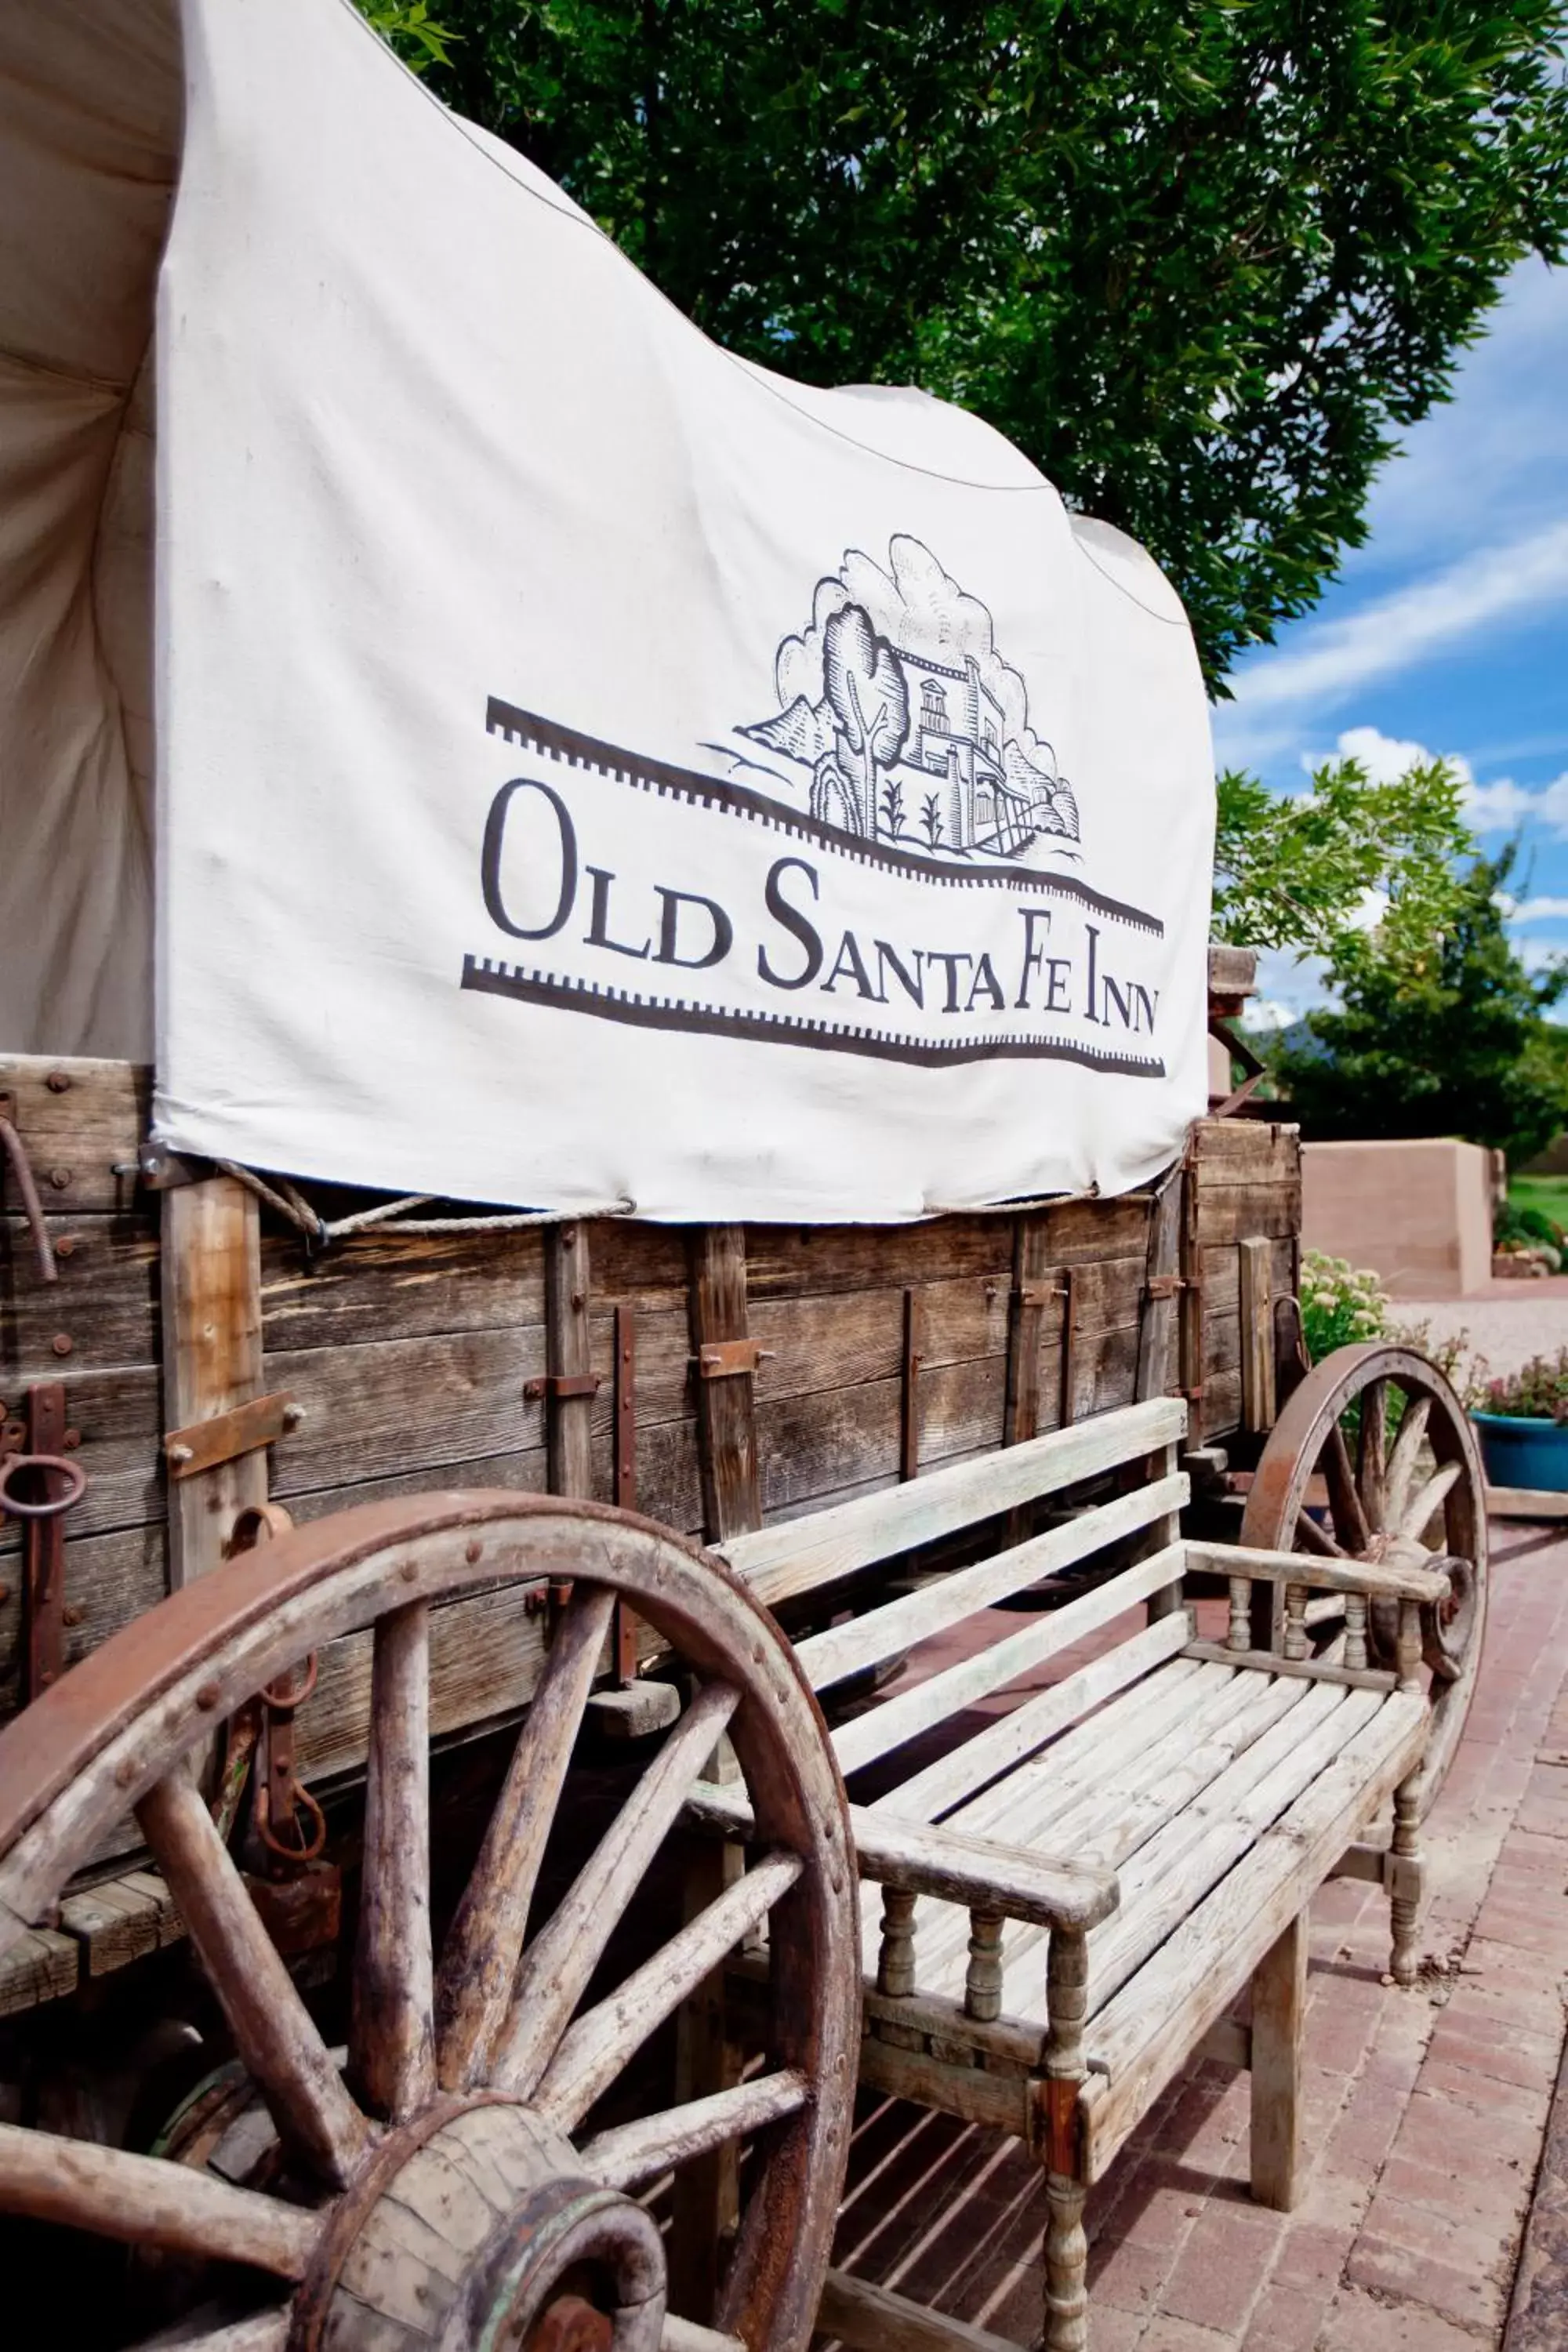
left=1472, top=1411, right=1568, bottom=1494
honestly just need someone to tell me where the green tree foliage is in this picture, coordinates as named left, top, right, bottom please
left=1213, top=755, right=1475, bottom=975
left=1272, top=848, right=1568, bottom=1162
left=361, top=0, right=1568, bottom=685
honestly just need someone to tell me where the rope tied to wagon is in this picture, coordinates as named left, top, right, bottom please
left=209, top=1158, right=636, bottom=1250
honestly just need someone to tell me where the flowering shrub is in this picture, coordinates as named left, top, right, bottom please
left=1299, top=1251, right=1388, bottom=1365
left=1470, top=1347, right=1568, bottom=1424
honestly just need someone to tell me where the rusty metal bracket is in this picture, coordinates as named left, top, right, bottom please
left=1208, top=1016, right=1267, bottom=1120
left=0, top=1384, right=85, bottom=1702
left=695, top=1338, right=775, bottom=1380
left=524, top=1371, right=602, bottom=1403
left=1029, top=2074, right=1085, bottom=2177
left=164, top=1391, right=303, bottom=1480
left=1145, top=1273, right=1185, bottom=1301
left=0, top=1094, right=58, bottom=1284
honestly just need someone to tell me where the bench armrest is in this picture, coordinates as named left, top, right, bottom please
left=686, top=1781, right=1119, bottom=1932
left=1183, top=1538, right=1450, bottom=1607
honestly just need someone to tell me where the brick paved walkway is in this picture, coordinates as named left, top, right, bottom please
left=827, top=1522, right=1568, bottom=2350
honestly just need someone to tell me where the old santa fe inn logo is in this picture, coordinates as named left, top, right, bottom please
left=463, top=535, right=1167, bottom=1074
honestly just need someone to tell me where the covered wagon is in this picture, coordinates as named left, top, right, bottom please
left=0, top=5, right=1486, bottom=2348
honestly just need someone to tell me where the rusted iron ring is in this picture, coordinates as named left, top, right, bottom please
left=0, top=1453, right=87, bottom=1519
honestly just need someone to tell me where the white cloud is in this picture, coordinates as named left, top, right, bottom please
left=1464, top=771, right=1568, bottom=836
left=1512, top=896, right=1568, bottom=923
left=1229, top=518, right=1568, bottom=715
left=1302, top=725, right=1474, bottom=788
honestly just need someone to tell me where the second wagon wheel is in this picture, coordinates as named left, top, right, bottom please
left=1240, top=1341, right=1487, bottom=1815
left=0, top=1494, right=859, bottom=2352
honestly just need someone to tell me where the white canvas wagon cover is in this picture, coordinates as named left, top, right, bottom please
left=0, top=0, right=1215, bottom=1221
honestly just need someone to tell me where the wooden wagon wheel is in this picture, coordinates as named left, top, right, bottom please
left=0, top=1494, right=859, bottom=2352
left=1240, top=1341, right=1487, bottom=1815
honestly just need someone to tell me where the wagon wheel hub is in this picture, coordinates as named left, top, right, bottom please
left=289, top=2095, right=665, bottom=2352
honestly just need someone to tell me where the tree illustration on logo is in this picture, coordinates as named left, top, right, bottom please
left=817, top=603, right=909, bottom=839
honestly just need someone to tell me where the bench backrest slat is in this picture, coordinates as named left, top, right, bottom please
left=722, top=1396, right=1187, bottom=1608
left=794, top=1475, right=1188, bottom=1697
left=833, top=1548, right=1189, bottom=1780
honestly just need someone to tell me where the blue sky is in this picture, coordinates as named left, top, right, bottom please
left=1210, top=255, right=1568, bottom=1025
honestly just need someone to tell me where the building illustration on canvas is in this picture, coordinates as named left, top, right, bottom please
left=719, top=534, right=1081, bottom=866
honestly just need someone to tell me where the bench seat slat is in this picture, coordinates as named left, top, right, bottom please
left=794, top=1474, right=1187, bottom=1694
left=720, top=1396, right=1186, bottom=1606
left=864, top=1610, right=1192, bottom=1822
left=866, top=1661, right=1240, bottom=1980
left=902, top=1666, right=1297, bottom=1987
left=1080, top=1690, right=1426, bottom=2177
left=1082, top=1688, right=1384, bottom=2015
left=834, top=1540, right=1189, bottom=1779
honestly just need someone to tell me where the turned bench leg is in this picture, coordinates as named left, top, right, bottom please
left=1250, top=1908, right=1306, bottom=2210
left=1039, top=1926, right=1089, bottom=2352
left=1388, top=1769, right=1425, bottom=1988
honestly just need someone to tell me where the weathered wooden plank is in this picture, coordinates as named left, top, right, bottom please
left=263, top=1330, right=549, bottom=1500
left=821, top=2263, right=1025, bottom=2350
left=1196, top=1181, right=1303, bottom=1246
left=60, top=1869, right=183, bottom=1975
left=545, top=1221, right=594, bottom=1501
left=162, top=1177, right=266, bottom=1588
left=0, top=1057, right=149, bottom=1215
left=688, top=1226, right=761, bottom=1541
left=861, top=1611, right=1192, bottom=1813
left=258, top=1226, right=546, bottom=1350
left=1192, top=1118, right=1298, bottom=1167
left=1004, top=1214, right=1052, bottom=1448
left=793, top=1482, right=1185, bottom=1692
left=742, top=1219, right=1011, bottom=1301
left=1200, top=1236, right=1293, bottom=1315
left=1207, top=944, right=1260, bottom=1000
left=1238, top=1236, right=1277, bottom=1435
left=1250, top=1908, right=1306, bottom=2209
left=0, top=1923, right=78, bottom=2016
left=724, top=1397, right=1186, bottom=1604
left=1, top=1211, right=160, bottom=1379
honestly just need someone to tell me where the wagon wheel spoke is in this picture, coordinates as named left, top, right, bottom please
left=0, top=2119, right=321, bottom=2278
left=1399, top=1457, right=1463, bottom=1545
left=493, top=1676, right=742, bottom=2098
left=1356, top=1379, right=1388, bottom=1534
left=350, top=1599, right=434, bottom=2120
left=579, top=2067, right=811, bottom=2192
left=529, top=1851, right=803, bottom=2131
left=1384, top=1396, right=1432, bottom=1531
left=1322, top=1421, right=1371, bottom=1556
left=435, top=1581, right=617, bottom=2090
left=136, top=1769, right=369, bottom=2187
left=1294, top=1508, right=1346, bottom=1559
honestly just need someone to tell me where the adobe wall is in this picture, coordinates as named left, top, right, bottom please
left=1301, top=1137, right=1494, bottom=1298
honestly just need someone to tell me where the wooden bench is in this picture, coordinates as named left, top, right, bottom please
left=690, top=1395, right=1444, bottom=2352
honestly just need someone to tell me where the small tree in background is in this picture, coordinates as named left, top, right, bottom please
left=1272, top=847, right=1568, bottom=1164
left=1212, top=755, right=1475, bottom=979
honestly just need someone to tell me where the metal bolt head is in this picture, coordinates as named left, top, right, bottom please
left=53, top=1236, right=76, bottom=1260
left=62, top=1429, right=80, bottom=1451
left=195, top=1681, right=223, bottom=1711
left=61, top=1605, right=82, bottom=1628
left=48, top=1167, right=72, bottom=1190
left=281, top=1403, right=305, bottom=1432
left=45, top=1070, right=71, bottom=1094
left=167, top=1442, right=194, bottom=1467
left=50, top=1334, right=73, bottom=1358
